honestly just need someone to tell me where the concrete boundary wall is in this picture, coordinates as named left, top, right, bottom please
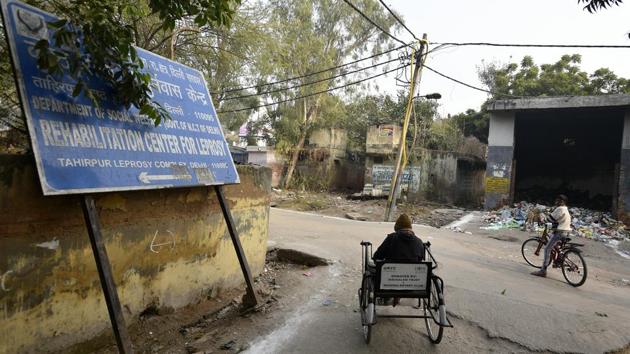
left=485, top=112, right=515, bottom=209
left=0, top=154, right=271, bottom=353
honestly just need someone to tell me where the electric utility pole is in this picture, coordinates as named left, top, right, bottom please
left=384, top=33, right=428, bottom=222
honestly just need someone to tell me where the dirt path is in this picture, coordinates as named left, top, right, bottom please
left=64, top=251, right=329, bottom=354
left=255, top=208, right=630, bottom=353
left=74, top=208, right=630, bottom=353
left=271, top=190, right=470, bottom=227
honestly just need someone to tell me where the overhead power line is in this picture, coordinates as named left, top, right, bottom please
left=219, top=46, right=446, bottom=102
left=220, top=55, right=407, bottom=102
left=423, top=64, right=524, bottom=99
left=378, top=0, right=419, bottom=42
left=429, top=41, right=630, bottom=49
left=217, top=63, right=410, bottom=114
left=342, top=0, right=407, bottom=46
left=213, top=43, right=409, bottom=95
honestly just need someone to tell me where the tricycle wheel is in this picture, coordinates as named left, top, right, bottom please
left=359, top=276, right=375, bottom=344
left=424, top=277, right=443, bottom=344
left=362, top=322, right=372, bottom=344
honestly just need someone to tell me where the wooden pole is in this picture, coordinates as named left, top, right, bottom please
left=385, top=34, right=428, bottom=222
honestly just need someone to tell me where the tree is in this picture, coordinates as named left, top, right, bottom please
left=343, top=94, right=398, bottom=150
left=335, top=90, right=440, bottom=147
left=1, top=0, right=263, bottom=153
left=29, top=0, right=242, bottom=125
left=578, top=0, right=623, bottom=12
left=175, top=2, right=272, bottom=132
left=0, top=23, right=24, bottom=133
left=252, top=0, right=400, bottom=188
left=453, top=54, right=630, bottom=144
left=479, top=54, right=630, bottom=97
left=451, top=108, right=490, bottom=144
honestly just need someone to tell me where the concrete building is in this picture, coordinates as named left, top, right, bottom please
left=297, top=128, right=364, bottom=191
left=246, top=129, right=362, bottom=190
left=366, top=124, right=401, bottom=154
left=229, top=145, right=248, bottom=164
left=484, top=94, right=630, bottom=221
left=247, top=145, right=284, bottom=187
left=307, top=127, right=348, bottom=159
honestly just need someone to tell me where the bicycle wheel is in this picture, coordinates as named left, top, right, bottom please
left=360, top=276, right=374, bottom=344
left=562, top=250, right=587, bottom=287
left=423, top=277, right=444, bottom=344
left=521, top=238, right=544, bottom=268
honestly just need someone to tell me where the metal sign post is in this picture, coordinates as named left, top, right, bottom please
left=215, top=186, right=260, bottom=306
left=1, top=1, right=260, bottom=352
left=81, top=195, right=133, bottom=353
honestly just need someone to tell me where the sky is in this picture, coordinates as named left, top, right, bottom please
left=374, top=0, right=630, bottom=117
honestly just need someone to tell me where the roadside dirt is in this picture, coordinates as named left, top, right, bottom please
left=63, top=250, right=328, bottom=354
left=271, top=189, right=470, bottom=227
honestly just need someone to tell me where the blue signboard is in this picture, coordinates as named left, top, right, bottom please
left=1, top=0, right=239, bottom=195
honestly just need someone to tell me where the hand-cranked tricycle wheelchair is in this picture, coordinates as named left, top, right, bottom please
left=358, top=240, right=453, bottom=344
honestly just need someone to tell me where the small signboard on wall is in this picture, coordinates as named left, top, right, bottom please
left=485, top=176, right=510, bottom=193
left=372, top=165, right=421, bottom=192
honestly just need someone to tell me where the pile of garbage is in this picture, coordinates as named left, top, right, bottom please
left=482, top=201, right=630, bottom=244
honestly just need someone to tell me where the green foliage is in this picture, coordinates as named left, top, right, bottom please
left=343, top=94, right=396, bottom=150
left=578, top=0, right=623, bottom=12
left=33, top=0, right=241, bottom=125
left=0, top=22, right=24, bottom=132
left=480, top=54, right=630, bottom=97
left=450, top=108, right=490, bottom=144
left=188, top=3, right=272, bottom=131
left=254, top=0, right=400, bottom=154
left=424, top=117, right=462, bottom=152
left=341, top=91, right=439, bottom=151
left=479, top=54, right=625, bottom=98
left=148, top=0, right=240, bottom=30
left=452, top=54, right=630, bottom=144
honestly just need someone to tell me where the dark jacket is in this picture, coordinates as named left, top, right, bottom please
left=373, top=230, right=425, bottom=261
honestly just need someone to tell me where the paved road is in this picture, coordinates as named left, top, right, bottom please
left=246, top=209, right=630, bottom=354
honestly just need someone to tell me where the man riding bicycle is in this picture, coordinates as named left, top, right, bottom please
left=531, top=194, right=571, bottom=278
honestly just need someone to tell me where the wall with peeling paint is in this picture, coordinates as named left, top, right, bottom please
left=0, top=154, right=271, bottom=353
left=485, top=111, right=516, bottom=210
left=307, top=128, right=348, bottom=159
left=362, top=148, right=485, bottom=207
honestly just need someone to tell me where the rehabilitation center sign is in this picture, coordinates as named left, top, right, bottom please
left=1, top=0, right=239, bottom=195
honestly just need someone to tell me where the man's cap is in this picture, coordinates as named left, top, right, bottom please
left=394, top=214, right=412, bottom=231
left=556, top=194, right=568, bottom=203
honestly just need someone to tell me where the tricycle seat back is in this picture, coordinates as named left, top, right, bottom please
left=374, top=260, right=433, bottom=298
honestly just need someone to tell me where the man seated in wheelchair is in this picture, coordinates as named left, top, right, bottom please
left=372, top=214, right=425, bottom=305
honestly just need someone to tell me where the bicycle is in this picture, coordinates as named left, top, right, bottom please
left=521, top=223, right=588, bottom=287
